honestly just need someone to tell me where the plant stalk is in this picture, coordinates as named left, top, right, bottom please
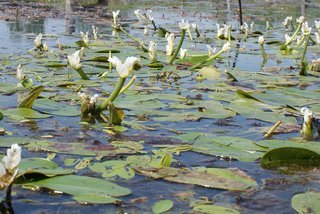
left=169, top=29, right=186, bottom=65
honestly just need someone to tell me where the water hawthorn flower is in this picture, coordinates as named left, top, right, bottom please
left=34, top=33, right=43, bottom=49
left=315, top=32, right=320, bottom=44
left=179, top=19, right=190, bottom=31
left=108, top=56, right=139, bottom=78
left=301, top=22, right=312, bottom=35
left=207, top=45, right=216, bottom=57
left=148, top=41, right=157, bottom=63
left=300, top=107, right=314, bottom=139
left=0, top=144, right=21, bottom=189
left=240, top=22, right=249, bottom=34
left=258, top=36, right=265, bottom=45
left=296, top=16, right=305, bottom=24
left=222, top=42, right=231, bottom=52
left=16, top=64, right=24, bottom=81
left=282, top=16, right=292, bottom=27
left=80, top=31, right=89, bottom=45
left=112, top=10, right=120, bottom=26
left=180, top=48, right=187, bottom=59
left=165, top=33, right=175, bottom=56
left=67, top=49, right=82, bottom=70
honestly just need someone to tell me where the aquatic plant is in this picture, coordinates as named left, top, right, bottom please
left=169, top=19, right=189, bottom=65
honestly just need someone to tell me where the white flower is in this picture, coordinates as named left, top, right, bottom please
left=112, top=10, right=120, bottom=25
left=148, top=41, right=157, bottom=63
left=43, top=42, right=49, bottom=51
left=296, top=35, right=303, bottom=44
left=315, top=32, right=320, bottom=44
left=16, top=64, right=24, bottom=81
left=301, top=22, right=312, bottom=35
left=284, top=34, right=291, bottom=43
left=146, top=10, right=153, bottom=21
left=165, top=33, right=175, bottom=56
left=192, top=23, right=198, bottom=29
left=80, top=31, right=89, bottom=45
left=240, top=22, right=249, bottom=34
left=67, top=50, right=82, bottom=70
left=296, top=16, right=305, bottom=24
left=144, top=25, right=148, bottom=35
left=2, top=144, right=21, bottom=171
left=179, top=19, right=190, bottom=30
left=134, top=10, right=146, bottom=21
left=222, top=42, right=231, bottom=52
left=216, top=24, right=224, bottom=38
left=34, top=33, right=42, bottom=48
left=78, top=92, right=87, bottom=101
left=207, top=45, right=216, bottom=57
left=92, top=25, right=99, bottom=40
left=108, top=56, right=139, bottom=78
left=223, top=24, right=230, bottom=39
left=258, top=36, right=265, bottom=45
left=315, top=20, right=320, bottom=31
left=180, top=48, right=187, bottom=59
left=250, top=22, right=254, bottom=32
left=89, top=94, right=99, bottom=104
left=282, top=16, right=292, bottom=26
left=0, top=164, right=6, bottom=177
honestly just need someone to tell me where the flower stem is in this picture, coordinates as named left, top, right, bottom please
left=76, top=67, right=90, bottom=80
left=169, top=29, right=186, bottom=65
left=190, top=48, right=225, bottom=70
left=120, top=26, right=141, bottom=44
left=96, top=77, right=126, bottom=112
left=260, top=44, right=267, bottom=62
left=299, top=33, right=310, bottom=76
left=119, top=75, right=136, bottom=94
left=285, top=22, right=302, bottom=46
left=151, top=20, right=157, bottom=31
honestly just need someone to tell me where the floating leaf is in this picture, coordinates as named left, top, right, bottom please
left=152, top=199, right=174, bottom=214
left=33, top=98, right=80, bottom=116
left=291, top=192, right=320, bottom=214
left=261, top=147, right=320, bottom=168
left=134, top=167, right=257, bottom=191
left=108, top=102, right=124, bottom=125
left=3, top=108, right=51, bottom=119
left=22, top=175, right=131, bottom=201
left=193, top=205, right=240, bottom=214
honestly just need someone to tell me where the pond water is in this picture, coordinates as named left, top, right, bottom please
left=0, top=0, right=320, bottom=213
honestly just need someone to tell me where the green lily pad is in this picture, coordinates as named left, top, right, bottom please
left=193, top=205, right=240, bottom=214
left=261, top=147, right=320, bottom=168
left=291, top=192, right=320, bottom=214
left=3, top=108, right=51, bottom=119
left=152, top=199, right=174, bottom=214
left=33, top=98, right=80, bottom=116
left=23, top=174, right=131, bottom=201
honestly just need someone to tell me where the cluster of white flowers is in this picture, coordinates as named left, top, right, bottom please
left=284, top=34, right=291, bottom=43
left=78, top=92, right=99, bottom=104
left=0, top=144, right=21, bottom=177
left=240, top=22, right=249, bottom=34
left=207, top=45, right=216, bottom=57
left=315, top=32, right=320, bottom=44
left=165, top=33, right=175, bottom=56
left=222, top=42, right=231, bottom=52
left=282, top=16, right=292, bottom=27
left=296, top=16, right=305, bottom=24
left=108, top=56, right=139, bottom=78
left=148, top=41, right=157, bottom=63
left=80, top=31, right=89, bottom=45
left=134, top=9, right=153, bottom=22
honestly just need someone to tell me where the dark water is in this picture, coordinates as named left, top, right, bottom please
left=0, top=0, right=319, bottom=213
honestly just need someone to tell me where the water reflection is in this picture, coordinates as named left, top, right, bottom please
left=65, top=0, right=75, bottom=34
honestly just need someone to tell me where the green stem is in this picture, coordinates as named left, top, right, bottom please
left=76, top=67, right=90, bottom=80
left=109, top=50, right=112, bottom=72
left=285, top=22, right=302, bottom=46
left=187, top=28, right=193, bottom=40
left=169, top=29, right=186, bottom=65
left=260, top=44, right=267, bottom=62
left=96, top=77, right=126, bottom=112
left=300, top=33, right=310, bottom=64
left=296, top=35, right=306, bottom=48
left=119, top=75, right=136, bottom=94
left=190, top=48, right=225, bottom=70
left=120, top=27, right=141, bottom=44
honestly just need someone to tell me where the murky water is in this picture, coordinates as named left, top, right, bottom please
left=0, top=0, right=320, bottom=213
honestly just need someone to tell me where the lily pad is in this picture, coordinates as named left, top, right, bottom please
left=152, top=199, right=174, bottom=214
left=291, top=192, right=320, bottom=214
left=193, top=205, right=240, bottom=214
